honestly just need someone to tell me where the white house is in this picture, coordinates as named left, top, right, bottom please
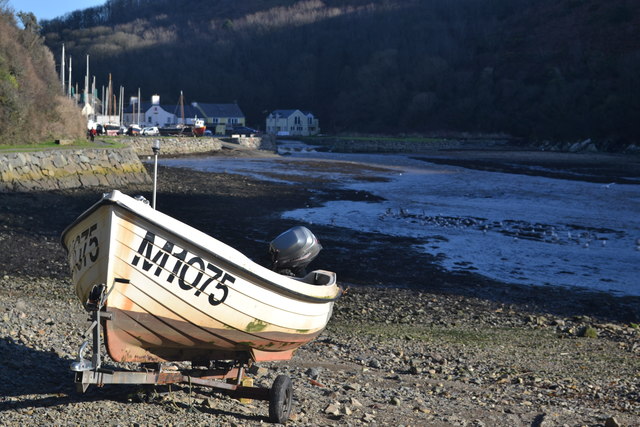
left=123, top=96, right=246, bottom=133
left=266, top=109, right=319, bottom=136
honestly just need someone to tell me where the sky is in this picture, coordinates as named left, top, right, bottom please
left=7, top=0, right=105, bottom=21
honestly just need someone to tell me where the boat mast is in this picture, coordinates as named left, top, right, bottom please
left=68, top=56, right=72, bottom=99
left=106, top=74, right=112, bottom=119
left=60, top=44, right=65, bottom=95
left=180, top=90, right=185, bottom=125
left=84, top=55, right=89, bottom=106
left=119, top=86, right=124, bottom=125
left=91, top=76, right=96, bottom=119
left=137, top=87, right=141, bottom=125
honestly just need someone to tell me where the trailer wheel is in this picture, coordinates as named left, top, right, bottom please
left=269, top=375, right=293, bottom=423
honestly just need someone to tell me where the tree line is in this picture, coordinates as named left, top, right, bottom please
left=41, top=0, right=640, bottom=145
left=0, top=1, right=84, bottom=145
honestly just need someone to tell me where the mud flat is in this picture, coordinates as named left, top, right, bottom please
left=0, top=151, right=638, bottom=426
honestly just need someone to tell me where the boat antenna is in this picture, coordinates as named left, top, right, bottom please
left=152, top=140, right=161, bottom=209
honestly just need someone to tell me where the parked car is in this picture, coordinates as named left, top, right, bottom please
left=142, top=126, right=159, bottom=136
left=226, top=126, right=258, bottom=136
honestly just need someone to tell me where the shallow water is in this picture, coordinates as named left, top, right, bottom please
left=160, top=141, right=640, bottom=296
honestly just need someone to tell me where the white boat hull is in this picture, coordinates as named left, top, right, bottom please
left=62, top=191, right=341, bottom=363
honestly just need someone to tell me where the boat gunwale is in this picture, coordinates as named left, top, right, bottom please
left=61, top=194, right=342, bottom=304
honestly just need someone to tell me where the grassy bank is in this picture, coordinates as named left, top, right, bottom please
left=0, top=138, right=125, bottom=153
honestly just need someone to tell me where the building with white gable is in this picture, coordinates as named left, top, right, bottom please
left=265, top=109, right=319, bottom=136
left=123, top=95, right=246, bottom=134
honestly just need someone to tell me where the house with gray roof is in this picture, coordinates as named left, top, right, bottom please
left=266, top=109, right=319, bottom=136
left=123, top=96, right=245, bottom=133
left=192, top=102, right=246, bottom=134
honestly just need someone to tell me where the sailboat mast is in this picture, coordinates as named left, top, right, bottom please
left=91, top=76, right=96, bottom=117
left=107, top=73, right=112, bottom=118
left=68, top=56, right=72, bottom=98
left=180, top=90, right=185, bottom=125
left=84, top=55, right=89, bottom=105
left=61, top=44, right=65, bottom=94
left=137, top=88, right=141, bottom=124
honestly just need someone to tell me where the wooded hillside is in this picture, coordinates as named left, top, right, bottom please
left=41, top=0, right=640, bottom=143
left=0, top=2, right=84, bottom=145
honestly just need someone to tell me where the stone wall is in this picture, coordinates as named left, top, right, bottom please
left=234, top=134, right=277, bottom=151
left=122, top=137, right=223, bottom=156
left=0, top=148, right=150, bottom=192
left=121, top=134, right=276, bottom=155
left=316, top=138, right=464, bottom=153
left=0, top=135, right=276, bottom=192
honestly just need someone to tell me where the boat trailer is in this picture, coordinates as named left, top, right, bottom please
left=70, top=279, right=293, bottom=424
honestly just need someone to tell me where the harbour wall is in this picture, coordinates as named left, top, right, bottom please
left=121, top=134, right=276, bottom=156
left=123, top=137, right=223, bottom=156
left=308, top=136, right=640, bottom=154
left=0, top=134, right=276, bottom=192
left=310, top=138, right=465, bottom=153
left=0, top=148, right=150, bottom=192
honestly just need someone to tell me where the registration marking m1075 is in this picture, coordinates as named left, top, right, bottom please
left=131, top=230, right=232, bottom=306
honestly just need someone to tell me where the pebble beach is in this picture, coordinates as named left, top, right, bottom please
left=0, top=151, right=639, bottom=426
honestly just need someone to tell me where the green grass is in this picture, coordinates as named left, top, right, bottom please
left=0, top=138, right=124, bottom=152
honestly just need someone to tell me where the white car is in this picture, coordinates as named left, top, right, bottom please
left=142, top=126, right=159, bottom=136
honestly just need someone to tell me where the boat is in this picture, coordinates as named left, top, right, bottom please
left=159, top=90, right=193, bottom=136
left=192, top=116, right=206, bottom=137
left=158, top=123, right=192, bottom=136
left=103, top=123, right=121, bottom=136
left=61, top=190, right=341, bottom=364
left=126, top=124, right=142, bottom=136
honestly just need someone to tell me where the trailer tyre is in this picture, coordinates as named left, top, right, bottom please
left=269, top=375, right=293, bottom=423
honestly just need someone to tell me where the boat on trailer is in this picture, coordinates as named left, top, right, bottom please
left=61, top=190, right=341, bottom=422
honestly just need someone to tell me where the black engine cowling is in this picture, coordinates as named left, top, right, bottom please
left=269, top=226, right=322, bottom=276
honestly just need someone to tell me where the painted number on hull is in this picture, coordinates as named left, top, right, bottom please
left=131, top=231, right=232, bottom=305
left=71, top=223, right=100, bottom=274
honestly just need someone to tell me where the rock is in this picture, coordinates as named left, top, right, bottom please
left=368, top=358, right=382, bottom=369
left=15, top=300, right=27, bottom=312
left=344, top=382, right=361, bottom=391
left=362, top=413, right=376, bottom=423
left=246, top=365, right=268, bottom=377
left=604, top=417, right=621, bottom=427
left=324, top=403, right=341, bottom=416
left=578, top=326, right=598, bottom=338
left=305, top=367, right=320, bottom=380
left=350, top=397, right=363, bottom=407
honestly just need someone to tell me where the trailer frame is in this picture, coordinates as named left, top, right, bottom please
left=70, top=279, right=293, bottom=423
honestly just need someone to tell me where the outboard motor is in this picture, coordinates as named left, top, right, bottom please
left=269, top=226, right=322, bottom=277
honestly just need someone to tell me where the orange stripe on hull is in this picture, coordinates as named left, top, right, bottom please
left=104, top=307, right=320, bottom=363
